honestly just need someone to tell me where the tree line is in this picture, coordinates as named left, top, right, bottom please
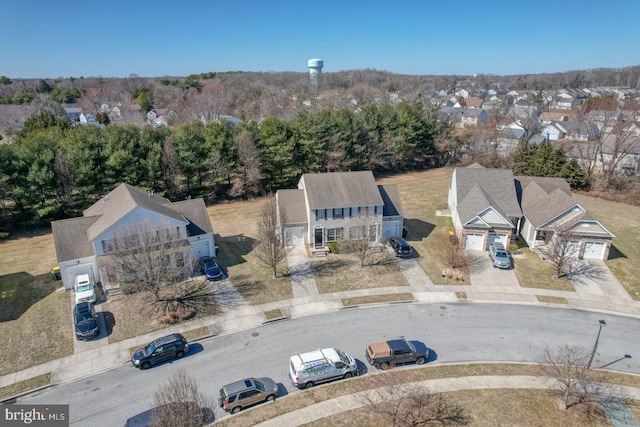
left=0, top=101, right=448, bottom=228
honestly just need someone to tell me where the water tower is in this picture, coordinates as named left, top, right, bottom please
left=308, top=58, right=323, bottom=89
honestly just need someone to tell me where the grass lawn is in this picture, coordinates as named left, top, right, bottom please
left=305, top=388, right=610, bottom=427
left=0, top=373, right=51, bottom=401
left=378, top=168, right=469, bottom=285
left=536, top=295, right=569, bottom=304
left=513, top=248, right=576, bottom=291
left=216, top=362, right=639, bottom=427
left=575, top=193, right=640, bottom=300
left=341, top=293, right=414, bottom=306
left=311, top=253, right=408, bottom=293
left=208, top=198, right=293, bottom=305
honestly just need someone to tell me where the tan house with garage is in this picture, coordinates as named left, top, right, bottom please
left=448, top=165, right=522, bottom=250
left=515, top=176, right=614, bottom=260
left=276, top=171, right=404, bottom=251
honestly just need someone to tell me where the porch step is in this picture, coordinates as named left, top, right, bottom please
left=106, top=285, right=123, bottom=301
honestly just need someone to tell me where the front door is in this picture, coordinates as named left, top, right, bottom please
left=314, top=228, right=323, bottom=249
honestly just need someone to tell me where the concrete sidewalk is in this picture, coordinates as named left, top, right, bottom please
left=2, top=248, right=640, bottom=400
left=255, top=375, right=640, bottom=427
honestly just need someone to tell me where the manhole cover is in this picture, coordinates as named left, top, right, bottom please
left=252, top=332, right=259, bottom=337
left=440, top=306, right=447, bottom=310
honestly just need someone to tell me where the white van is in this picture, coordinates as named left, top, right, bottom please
left=289, top=347, right=357, bottom=389
left=74, top=274, right=96, bottom=304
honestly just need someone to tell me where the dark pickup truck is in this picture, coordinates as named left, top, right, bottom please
left=366, top=339, right=429, bottom=370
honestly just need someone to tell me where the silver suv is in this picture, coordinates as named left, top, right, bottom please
left=218, top=377, right=278, bottom=414
left=489, top=242, right=511, bottom=269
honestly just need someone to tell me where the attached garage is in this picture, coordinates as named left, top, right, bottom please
left=487, top=232, right=509, bottom=248
left=382, top=220, right=400, bottom=238
left=583, top=241, right=607, bottom=260
left=191, top=239, right=211, bottom=259
left=62, top=263, right=97, bottom=290
left=464, top=232, right=485, bottom=250
left=285, top=226, right=305, bottom=246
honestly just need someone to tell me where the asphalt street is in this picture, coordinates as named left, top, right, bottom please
left=18, top=303, right=640, bottom=426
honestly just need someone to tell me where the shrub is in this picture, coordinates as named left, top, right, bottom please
left=329, top=241, right=339, bottom=253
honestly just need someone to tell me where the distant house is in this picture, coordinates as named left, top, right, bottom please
left=515, top=176, right=614, bottom=260
left=497, top=125, right=526, bottom=155
left=51, top=183, right=215, bottom=290
left=554, top=97, right=578, bottom=110
left=276, top=171, right=404, bottom=250
left=554, top=121, right=599, bottom=141
left=63, top=106, right=82, bottom=122
left=448, top=165, right=522, bottom=250
left=538, top=110, right=576, bottom=124
left=510, top=99, right=540, bottom=120
left=461, top=108, right=488, bottom=127
left=464, top=98, right=484, bottom=109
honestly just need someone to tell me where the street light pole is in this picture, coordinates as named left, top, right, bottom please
left=587, top=319, right=606, bottom=369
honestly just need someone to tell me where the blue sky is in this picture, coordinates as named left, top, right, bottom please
left=3, top=0, right=639, bottom=78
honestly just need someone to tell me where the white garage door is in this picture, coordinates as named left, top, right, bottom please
left=192, top=240, right=211, bottom=259
left=382, top=221, right=400, bottom=238
left=583, top=242, right=606, bottom=260
left=464, top=232, right=485, bottom=250
left=286, top=226, right=304, bottom=246
left=66, top=264, right=96, bottom=290
left=487, top=232, right=508, bottom=248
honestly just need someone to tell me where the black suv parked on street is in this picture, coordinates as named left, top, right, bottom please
left=131, top=334, right=189, bottom=370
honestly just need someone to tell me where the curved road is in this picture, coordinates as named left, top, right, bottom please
left=19, top=303, right=640, bottom=426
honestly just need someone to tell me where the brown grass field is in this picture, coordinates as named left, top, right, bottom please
left=0, top=167, right=639, bottom=380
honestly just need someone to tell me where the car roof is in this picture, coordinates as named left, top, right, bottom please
left=74, top=302, right=93, bottom=313
left=387, top=339, right=411, bottom=352
left=222, top=378, right=256, bottom=394
left=492, top=242, right=506, bottom=249
left=152, top=334, right=185, bottom=346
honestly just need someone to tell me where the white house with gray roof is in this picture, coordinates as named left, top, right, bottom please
left=51, top=183, right=215, bottom=290
left=448, top=165, right=523, bottom=250
left=276, top=171, right=404, bottom=250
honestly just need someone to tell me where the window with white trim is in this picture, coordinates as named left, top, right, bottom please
left=316, top=209, right=326, bottom=220
left=326, top=227, right=343, bottom=242
left=333, top=208, right=343, bottom=219
left=349, top=226, right=365, bottom=240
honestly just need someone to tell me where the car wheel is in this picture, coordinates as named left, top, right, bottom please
left=141, top=362, right=151, bottom=370
left=344, top=372, right=353, bottom=379
left=176, top=350, right=185, bottom=359
left=266, top=394, right=276, bottom=402
left=231, top=406, right=241, bottom=414
left=416, top=356, right=425, bottom=365
left=304, top=382, right=315, bottom=389
left=380, top=362, right=390, bottom=370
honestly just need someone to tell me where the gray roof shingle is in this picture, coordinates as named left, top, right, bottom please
left=301, top=171, right=383, bottom=209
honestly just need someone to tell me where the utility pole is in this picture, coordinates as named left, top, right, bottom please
left=587, top=319, right=606, bottom=369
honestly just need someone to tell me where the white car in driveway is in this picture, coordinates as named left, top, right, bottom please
left=74, top=274, right=97, bottom=304
left=489, top=242, right=511, bottom=269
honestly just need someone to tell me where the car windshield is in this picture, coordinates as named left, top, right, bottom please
left=205, top=261, right=218, bottom=270
left=145, top=342, right=156, bottom=354
left=336, top=349, right=350, bottom=364
left=77, top=284, right=93, bottom=292
left=254, top=378, right=265, bottom=391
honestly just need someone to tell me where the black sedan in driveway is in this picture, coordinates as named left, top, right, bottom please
left=73, top=302, right=99, bottom=340
left=199, top=256, right=223, bottom=280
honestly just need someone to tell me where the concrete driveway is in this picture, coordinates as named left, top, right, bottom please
left=466, top=250, right=520, bottom=289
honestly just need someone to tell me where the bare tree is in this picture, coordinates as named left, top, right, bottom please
left=340, top=219, right=385, bottom=267
left=230, top=129, right=263, bottom=198
left=151, top=368, right=215, bottom=427
left=255, top=196, right=287, bottom=278
left=539, top=227, right=578, bottom=278
left=539, top=344, right=625, bottom=420
left=180, top=86, right=228, bottom=124
left=356, top=372, right=471, bottom=427
left=435, top=233, right=468, bottom=275
left=99, top=219, right=193, bottom=298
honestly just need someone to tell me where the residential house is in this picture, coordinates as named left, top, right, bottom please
left=515, top=176, right=614, bottom=260
left=509, top=99, right=541, bottom=120
left=51, top=183, right=215, bottom=290
left=463, top=98, right=484, bottom=109
left=538, top=110, right=577, bottom=124
left=448, top=165, right=523, bottom=250
left=554, top=97, right=578, bottom=110
left=540, top=122, right=566, bottom=141
left=554, top=121, right=599, bottom=141
left=497, top=124, right=526, bottom=155
left=63, top=105, right=82, bottom=122
left=461, top=108, right=488, bottom=127
left=276, top=171, right=404, bottom=251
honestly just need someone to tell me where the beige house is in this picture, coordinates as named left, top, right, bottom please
left=276, top=171, right=404, bottom=250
